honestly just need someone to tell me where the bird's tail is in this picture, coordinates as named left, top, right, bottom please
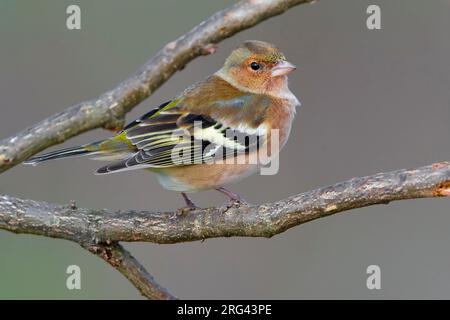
left=23, top=141, right=103, bottom=165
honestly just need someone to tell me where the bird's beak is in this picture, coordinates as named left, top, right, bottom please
left=271, top=60, right=296, bottom=77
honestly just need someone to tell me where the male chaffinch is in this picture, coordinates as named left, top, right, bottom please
left=25, top=40, right=300, bottom=208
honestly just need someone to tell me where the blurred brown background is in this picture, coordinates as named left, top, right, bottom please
left=1, top=0, right=450, bottom=299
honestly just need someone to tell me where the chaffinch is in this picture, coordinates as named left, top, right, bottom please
left=25, top=40, right=300, bottom=208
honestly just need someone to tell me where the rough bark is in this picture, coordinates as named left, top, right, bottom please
left=2, top=163, right=450, bottom=246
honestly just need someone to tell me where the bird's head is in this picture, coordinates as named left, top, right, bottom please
left=217, top=40, right=296, bottom=96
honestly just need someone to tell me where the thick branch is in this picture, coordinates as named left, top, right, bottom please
left=1, top=162, right=449, bottom=245
left=0, top=0, right=313, bottom=173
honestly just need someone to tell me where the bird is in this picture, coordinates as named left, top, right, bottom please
left=24, top=40, right=300, bottom=209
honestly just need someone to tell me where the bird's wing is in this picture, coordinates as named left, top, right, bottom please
left=96, top=78, right=270, bottom=174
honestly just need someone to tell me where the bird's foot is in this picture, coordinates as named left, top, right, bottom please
left=216, top=187, right=249, bottom=210
left=178, top=193, right=201, bottom=215
left=177, top=207, right=196, bottom=216
left=223, top=198, right=248, bottom=209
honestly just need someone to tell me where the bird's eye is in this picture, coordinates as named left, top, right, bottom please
left=250, top=62, right=261, bottom=71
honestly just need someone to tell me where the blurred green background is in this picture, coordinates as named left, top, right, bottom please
left=1, top=0, right=450, bottom=299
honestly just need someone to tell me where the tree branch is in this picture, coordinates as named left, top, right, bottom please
left=84, top=242, right=177, bottom=300
left=1, top=162, right=449, bottom=299
left=0, top=0, right=313, bottom=174
left=2, top=162, right=449, bottom=245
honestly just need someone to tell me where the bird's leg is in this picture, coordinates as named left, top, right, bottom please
left=216, top=187, right=246, bottom=208
left=181, top=192, right=199, bottom=210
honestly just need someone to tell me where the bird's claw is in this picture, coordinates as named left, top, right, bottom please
left=221, top=198, right=250, bottom=212
left=177, top=205, right=201, bottom=216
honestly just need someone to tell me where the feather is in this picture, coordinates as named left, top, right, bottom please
left=95, top=76, right=272, bottom=174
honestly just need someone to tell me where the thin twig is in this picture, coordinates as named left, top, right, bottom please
left=84, top=242, right=177, bottom=300
left=0, top=0, right=313, bottom=174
